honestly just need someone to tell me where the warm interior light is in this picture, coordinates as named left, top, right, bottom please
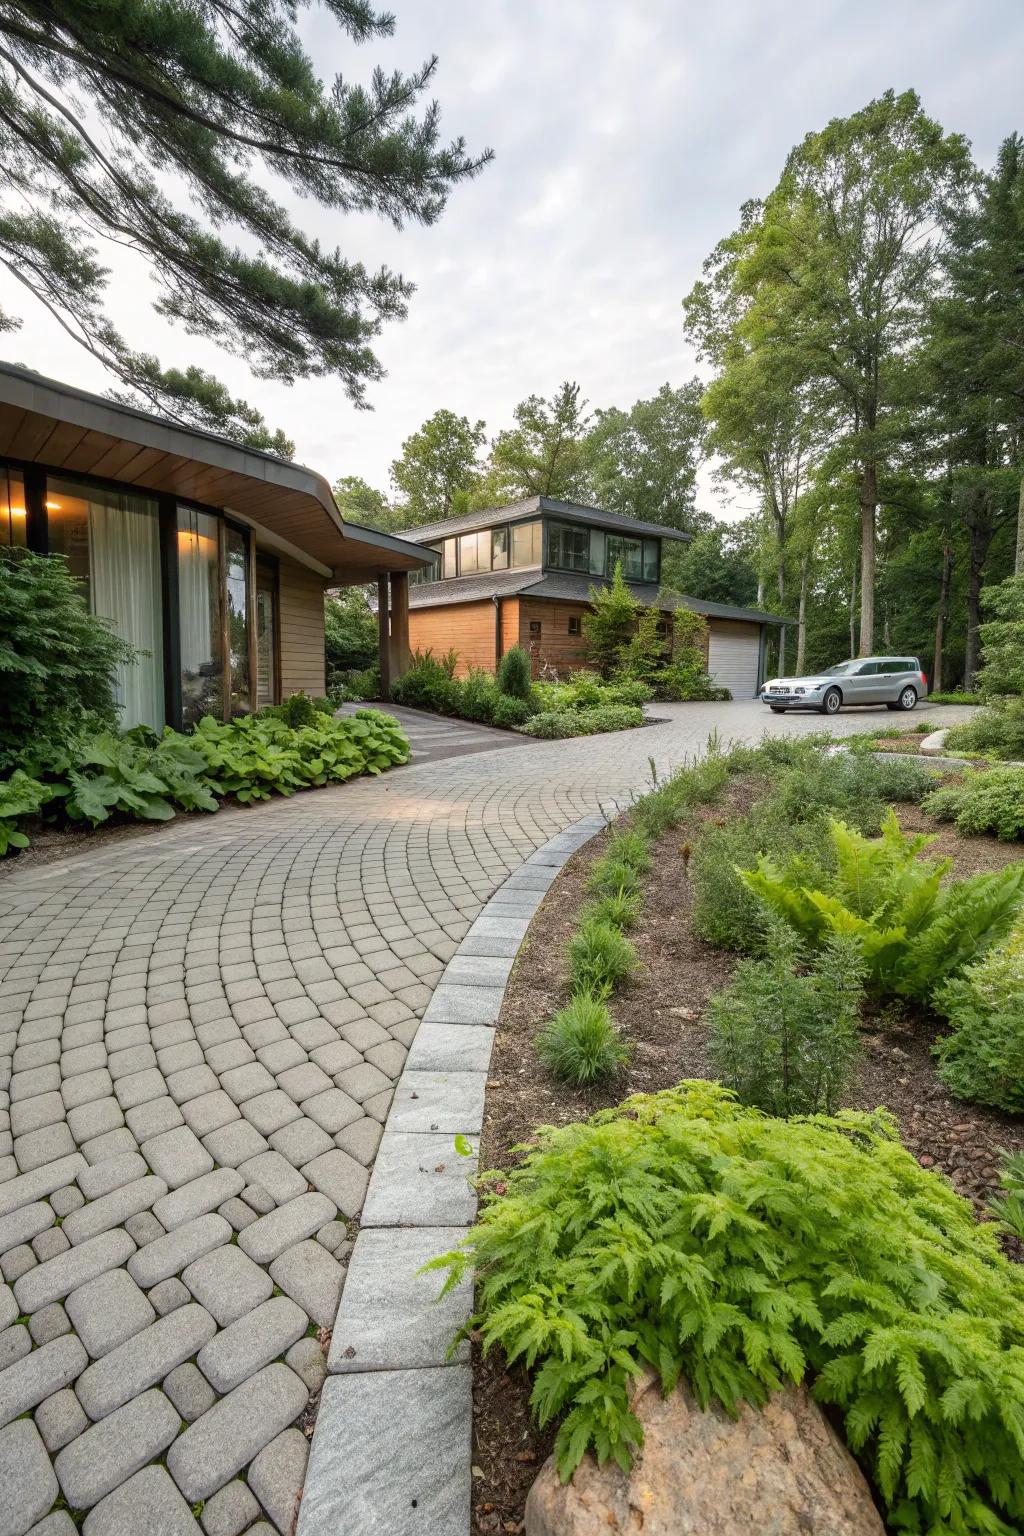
left=44, top=499, right=61, bottom=510
left=177, top=529, right=217, bottom=553
left=7, top=507, right=26, bottom=518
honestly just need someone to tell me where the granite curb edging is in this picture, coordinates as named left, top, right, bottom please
left=296, top=811, right=614, bottom=1536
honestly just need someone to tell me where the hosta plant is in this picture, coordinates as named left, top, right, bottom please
left=740, top=810, right=1024, bottom=999
left=432, top=1082, right=1024, bottom=1533
left=0, top=769, right=58, bottom=853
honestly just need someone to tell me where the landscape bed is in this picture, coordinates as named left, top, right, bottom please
left=465, top=745, right=1024, bottom=1534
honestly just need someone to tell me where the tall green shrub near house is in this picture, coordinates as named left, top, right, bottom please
left=581, top=563, right=639, bottom=678
left=0, top=550, right=137, bottom=771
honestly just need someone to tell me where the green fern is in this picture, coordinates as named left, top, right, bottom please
left=430, top=1082, right=1024, bottom=1533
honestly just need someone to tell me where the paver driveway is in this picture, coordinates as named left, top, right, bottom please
left=0, top=700, right=973, bottom=1533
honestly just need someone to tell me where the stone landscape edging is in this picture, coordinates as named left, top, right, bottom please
left=297, top=810, right=614, bottom=1536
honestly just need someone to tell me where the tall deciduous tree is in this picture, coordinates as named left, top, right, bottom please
left=332, top=475, right=392, bottom=529
left=0, top=1, right=490, bottom=449
left=389, top=408, right=485, bottom=525
left=583, top=381, right=706, bottom=528
left=481, top=381, right=593, bottom=505
left=713, top=91, right=972, bottom=653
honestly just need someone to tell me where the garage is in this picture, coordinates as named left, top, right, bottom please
left=707, top=618, right=763, bottom=699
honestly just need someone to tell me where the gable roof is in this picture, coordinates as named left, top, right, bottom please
left=401, top=495, right=693, bottom=547
left=407, top=567, right=788, bottom=625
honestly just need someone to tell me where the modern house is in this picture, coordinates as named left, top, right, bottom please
left=402, top=496, right=786, bottom=698
left=0, top=364, right=428, bottom=731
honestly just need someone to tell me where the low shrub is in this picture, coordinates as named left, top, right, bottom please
left=653, top=659, right=730, bottom=702
left=927, top=689, right=981, bottom=705
left=327, top=663, right=379, bottom=703
left=519, top=705, right=644, bottom=739
left=988, top=1150, right=1024, bottom=1239
left=567, top=918, right=638, bottom=998
left=769, top=750, right=935, bottom=834
left=534, top=993, right=630, bottom=1084
left=708, top=923, right=864, bottom=1116
left=435, top=1082, right=1024, bottom=1532
left=496, top=645, right=533, bottom=699
left=458, top=669, right=501, bottom=724
left=742, top=810, right=1024, bottom=1000
left=690, top=801, right=832, bottom=951
left=580, top=887, right=642, bottom=930
left=491, top=695, right=533, bottom=729
left=389, top=649, right=460, bottom=713
left=945, top=697, right=1024, bottom=761
left=190, top=708, right=409, bottom=802
left=0, top=770, right=58, bottom=854
left=933, top=918, right=1024, bottom=1110
left=923, top=765, right=1024, bottom=840
left=260, top=690, right=334, bottom=728
left=631, top=752, right=731, bottom=838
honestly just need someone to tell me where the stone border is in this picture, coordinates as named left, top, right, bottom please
left=297, top=812, right=611, bottom=1536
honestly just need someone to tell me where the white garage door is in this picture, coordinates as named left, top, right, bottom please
left=707, top=620, right=761, bottom=699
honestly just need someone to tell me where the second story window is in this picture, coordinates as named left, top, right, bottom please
left=512, top=522, right=542, bottom=567
left=491, top=527, right=509, bottom=569
left=547, top=522, right=590, bottom=572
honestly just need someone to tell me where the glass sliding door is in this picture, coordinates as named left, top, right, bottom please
left=225, top=525, right=251, bottom=715
left=47, top=478, right=165, bottom=731
left=177, top=506, right=223, bottom=727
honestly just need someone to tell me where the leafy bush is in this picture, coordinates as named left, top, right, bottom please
left=458, top=668, right=500, bottom=724
left=770, top=750, right=935, bottom=834
left=988, top=1151, right=1024, bottom=1239
left=0, top=548, right=139, bottom=771
left=945, top=696, right=1024, bottom=761
left=741, top=810, right=1024, bottom=1000
left=327, top=663, right=379, bottom=704
left=261, top=690, right=334, bottom=729
left=603, top=678, right=654, bottom=707
left=580, top=563, right=641, bottom=679
left=928, top=690, right=981, bottom=706
left=496, top=645, right=533, bottom=699
left=923, top=766, right=1024, bottom=840
left=709, top=923, right=864, bottom=1116
left=567, top=918, right=638, bottom=999
left=535, top=993, right=630, bottom=1084
left=976, top=572, right=1024, bottom=699
left=190, top=708, right=409, bottom=802
left=434, top=1083, right=1024, bottom=1534
left=933, top=918, right=1024, bottom=1110
left=389, top=649, right=460, bottom=713
left=0, top=770, right=57, bottom=854
left=63, top=730, right=219, bottom=824
left=520, top=705, right=644, bottom=739
left=491, top=695, right=533, bottom=730
left=691, top=801, right=833, bottom=951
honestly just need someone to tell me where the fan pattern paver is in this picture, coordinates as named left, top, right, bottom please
left=0, top=701, right=972, bottom=1532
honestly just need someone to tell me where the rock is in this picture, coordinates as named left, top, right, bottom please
left=524, top=1375, right=885, bottom=1536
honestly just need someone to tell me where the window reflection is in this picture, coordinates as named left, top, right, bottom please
left=225, top=526, right=251, bottom=714
left=177, top=506, right=223, bottom=726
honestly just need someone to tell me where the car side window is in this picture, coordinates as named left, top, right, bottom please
left=854, top=662, right=877, bottom=675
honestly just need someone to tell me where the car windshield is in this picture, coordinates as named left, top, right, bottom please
left=822, top=661, right=861, bottom=676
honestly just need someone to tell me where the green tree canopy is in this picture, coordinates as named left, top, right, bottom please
left=389, top=408, right=486, bottom=526
left=0, top=0, right=490, bottom=449
left=583, top=381, right=706, bottom=528
left=332, top=475, right=392, bottom=529
left=480, top=381, right=593, bottom=505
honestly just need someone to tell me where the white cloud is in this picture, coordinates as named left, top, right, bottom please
left=1, top=0, right=1020, bottom=518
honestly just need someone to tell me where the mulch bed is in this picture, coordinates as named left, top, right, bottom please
left=470, top=775, right=1024, bottom=1534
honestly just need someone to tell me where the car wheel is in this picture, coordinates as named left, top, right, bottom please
left=897, top=685, right=918, bottom=711
left=769, top=706, right=786, bottom=714
left=820, top=687, right=842, bottom=716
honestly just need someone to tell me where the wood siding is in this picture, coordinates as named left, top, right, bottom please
left=519, top=598, right=591, bottom=677
left=408, top=599, right=499, bottom=675
left=500, top=598, right=520, bottom=660
left=278, top=556, right=327, bottom=697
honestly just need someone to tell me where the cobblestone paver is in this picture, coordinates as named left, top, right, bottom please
left=0, top=701, right=972, bottom=1531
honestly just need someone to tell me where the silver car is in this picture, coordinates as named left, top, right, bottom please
left=761, top=657, right=928, bottom=716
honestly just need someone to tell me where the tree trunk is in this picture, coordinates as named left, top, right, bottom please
left=932, top=543, right=953, bottom=694
left=849, top=561, right=858, bottom=658
left=858, top=461, right=877, bottom=655
left=1016, top=472, right=1024, bottom=577
left=795, top=553, right=809, bottom=674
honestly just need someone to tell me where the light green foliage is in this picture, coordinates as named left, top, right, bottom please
left=927, top=691, right=982, bottom=706
left=433, top=1081, right=1024, bottom=1533
left=709, top=923, right=864, bottom=1116
left=605, top=829, right=652, bottom=876
left=652, top=609, right=726, bottom=703
left=630, top=751, right=731, bottom=839
left=741, top=811, right=1024, bottom=999
left=580, top=888, right=643, bottom=931
left=0, top=770, right=56, bottom=853
left=534, top=994, right=630, bottom=1085
left=933, top=918, right=1024, bottom=1110
left=477, top=382, right=593, bottom=505
left=0, top=1, right=490, bottom=444
left=531, top=672, right=653, bottom=712
left=988, top=1151, right=1024, bottom=1240
left=0, top=549, right=138, bottom=772
left=390, top=410, right=487, bottom=525
left=580, top=565, right=640, bottom=680
left=691, top=804, right=835, bottom=952
left=924, top=766, right=1024, bottom=840
left=457, top=670, right=501, bottom=725
left=568, top=919, right=638, bottom=1000
left=977, top=573, right=1024, bottom=699
left=491, top=695, right=533, bottom=730
left=583, top=382, right=705, bottom=528
left=946, top=697, right=1024, bottom=762
left=261, top=691, right=335, bottom=729
left=519, top=706, right=644, bottom=739
left=63, top=730, right=219, bottom=825
left=189, top=708, right=409, bottom=803
left=324, top=588, right=378, bottom=674
left=770, top=752, right=935, bottom=834
left=496, top=646, right=533, bottom=700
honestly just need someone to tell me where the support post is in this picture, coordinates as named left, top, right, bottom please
left=377, top=573, right=391, bottom=700
left=389, top=570, right=410, bottom=682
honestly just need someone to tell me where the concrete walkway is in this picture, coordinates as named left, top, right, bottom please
left=0, top=701, right=973, bottom=1534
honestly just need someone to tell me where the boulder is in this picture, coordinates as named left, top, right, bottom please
left=525, top=1372, right=885, bottom=1536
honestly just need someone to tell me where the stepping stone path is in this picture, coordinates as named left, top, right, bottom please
left=0, top=701, right=976, bottom=1533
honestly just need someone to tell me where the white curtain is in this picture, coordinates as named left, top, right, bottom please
left=178, top=515, right=214, bottom=673
left=87, top=493, right=165, bottom=731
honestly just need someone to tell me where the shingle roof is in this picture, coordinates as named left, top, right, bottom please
left=400, top=496, right=692, bottom=546
left=408, top=567, right=789, bottom=625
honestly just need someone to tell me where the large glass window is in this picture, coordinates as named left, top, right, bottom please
left=491, top=527, right=509, bottom=570
left=546, top=522, right=590, bottom=572
left=459, top=531, right=483, bottom=575
left=48, top=478, right=164, bottom=731
left=643, top=539, right=660, bottom=582
left=225, top=525, right=251, bottom=715
left=588, top=529, right=605, bottom=576
left=1, top=466, right=26, bottom=547
left=442, top=538, right=457, bottom=579
left=512, top=522, right=542, bottom=567
left=177, top=506, right=223, bottom=726
left=606, top=534, right=643, bottom=581
left=411, top=545, right=442, bottom=585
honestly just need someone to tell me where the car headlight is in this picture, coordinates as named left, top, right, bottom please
left=794, top=687, right=805, bottom=695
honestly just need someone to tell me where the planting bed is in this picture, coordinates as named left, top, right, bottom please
left=469, top=775, right=1024, bottom=1534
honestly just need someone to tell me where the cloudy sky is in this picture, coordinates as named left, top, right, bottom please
left=4, top=0, right=1023, bottom=516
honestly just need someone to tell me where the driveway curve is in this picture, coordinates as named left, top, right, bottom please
left=0, top=700, right=974, bottom=1533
